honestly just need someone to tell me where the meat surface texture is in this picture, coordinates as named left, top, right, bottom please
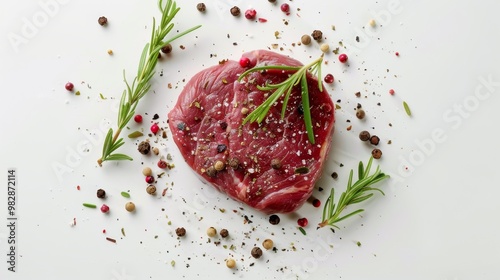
left=168, top=50, right=335, bottom=214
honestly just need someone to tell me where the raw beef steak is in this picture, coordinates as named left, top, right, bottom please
left=168, top=50, right=335, bottom=214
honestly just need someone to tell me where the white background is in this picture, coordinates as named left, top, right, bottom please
left=0, top=0, right=499, bottom=279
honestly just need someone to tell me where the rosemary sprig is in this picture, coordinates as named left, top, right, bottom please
left=319, top=157, right=390, bottom=229
left=97, top=0, right=201, bottom=166
left=237, top=55, right=324, bottom=144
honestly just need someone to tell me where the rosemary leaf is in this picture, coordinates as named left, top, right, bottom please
left=403, top=101, right=412, bottom=116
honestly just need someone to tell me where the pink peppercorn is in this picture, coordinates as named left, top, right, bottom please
left=150, top=123, right=159, bottom=134
left=280, top=3, right=290, bottom=13
left=158, top=160, right=168, bottom=169
left=100, top=204, right=110, bottom=213
left=297, top=217, right=308, bottom=227
left=324, top=74, right=334, bottom=84
left=65, top=82, right=74, bottom=91
left=312, top=199, right=321, bottom=208
left=239, top=57, right=251, bottom=67
left=145, top=176, right=154, bottom=184
left=245, top=9, right=256, bottom=19
left=134, top=114, right=143, bottom=123
left=389, top=89, right=395, bottom=95
left=338, top=53, right=348, bottom=63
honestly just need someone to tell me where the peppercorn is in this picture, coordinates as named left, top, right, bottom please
left=369, top=19, right=376, bottom=27
left=145, top=176, right=154, bottom=184
left=158, top=160, right=168, bottom=169
left=271, top=158, right=282, bottom=170
left=161, top=44, right=173, bottom=54
left=372, top=148, right=382, bottom=159
left=359, top=131, right=371, bottom=141
left=146, top=185, right=156, bottom=195
left=205, top=166, right=217, bottom=177
left=226, top=258, right=236, bottom=269
left=301, top=34, right=312, bottom=45
left=228, top=158, right=239, bottom=169
left=311, top=30, right=323, bottom=41
left=214, top=160, right=226, bottom=171
left=230, top=6, right=240, bottom=16
left=65, top=82, right=74, bottom=91
left=241, top=107, right=249, bottom=115
left=268, top=0, right=276, bottom=2
left=100, top=204, right=110, bottom=213
left=138, top=141, right=151, bottom=155
left=331, top=172, right=338, bottom=179
left=370, top=135, right=380, bottom=145
left=125, top=202, right=135, bottom=212
left=262, top=239, right=274, bottom=250
left=251, top=247, right=263, bottom=259
left=356, top=109, right=366, bottom=119
left=175, top=227, right=186, bottom=237
left=96, top=188, right=106, bottom=198
left=220, top=229, right=229, bottom=238
left=217, top=144, right=227, bottom=153
left=142, top=167, right=152, bottom=176
left=269, top=214, right=280, bottom=225
left=196, top=3, right=206, bottom=12
left=153, top=147, right=160, bottom=155
left=98, top=16, right=108, bottom=26
left=320, top=43, right=330, bottom=53
left=206, top=227, right=217, bottom=237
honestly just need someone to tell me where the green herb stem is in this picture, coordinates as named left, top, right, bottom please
left=237, top=55, right=324, bottom=144
left=98, top=0, right=201, bottom=166
left=319, top=157, right=389, bottom=229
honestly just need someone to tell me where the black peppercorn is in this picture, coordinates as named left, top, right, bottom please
left=370, top=135, right=380, bottom=146
left=271, top=158, right=282, bottom=170
left=359, top=131, right=371, bottom=141
left=269, top=214, right=280, bottom=225
left=372, top=148, right=382, bottom=159
left=311, top=30, right=323, bottom=41
left=331, top=172, right=338, bottom=179
left=251, top=247, right=263, bottom=259
left=98, top=16, right=108, bottom=26
left=196, top=3, right=206, bottom=12
left=230, top=6, right=240, bottom=16
left=138, top=141, right=151, bottom=155
left=220, top=229, right=229, bottom=238
left=217, top=144, right=227, bottom=153
left=356, top=109, right=366, bottom=119
left=205, top=166, right=217, bottom=177
left=96, top=189, right=106, bottom=198
left=161, top=44, right=173, bottom=54
left=175, top=227, right=186, bottom=237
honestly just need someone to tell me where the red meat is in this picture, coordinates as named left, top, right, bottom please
left=168, top=50, right=335, bottom=214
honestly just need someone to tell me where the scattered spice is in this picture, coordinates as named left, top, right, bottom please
left=271, top=158, right=282, bottom=170
left=207, top=227, right=217, bottom=237
left=120, top=191, right=130, bottom=198
left=297, top=218, right=308, bottom=227
left=312, top=199, right=321, bottom=208
left=150, top=123, right=159, bottom=134
left=228, top=158, right=239, bottom=169
left=300, top=34, right=311, bottom=46
left=100, top=204, right=110, bottom=213
left=121, top=227, right=126, bottom=237
left=217, top=144, right=227, bottom=153
left=331, top=172, right=338, bottom=179
left=83, top=203, right=96, bottom=208
left=320, top=43, right=330, bottom=53
left=196, top=3, right=206, bottom=12
left=125, top=202, right=136, bottom=212
left=134, top=114, right=143, bottom=123
left=158, top=160, right=168, bottom=169
left=294, top=166, right=309, bottom=174
left=251, top=247, right=263, bottom=258
left=145, top=176, right=155, bottom=184
left=161, top=44, right=173, bottom=54
left=220, top=229, right=229, bottom=238
left=226, top=258, right=236, bottom=269
left=205, top=166, right=217, bottom=177
left=369, top=19, right=376, bottom=27
left=389, top=89, right=395, bottom=95
left=176, top=227, right=186, bottom=237
left=142, top=167, right=152, bottom=176
left=65, top=82, right=74, bottom=91
left=324, top=74, right=334, bottom=84
left=338, top=53, right=348, bottom=63
left=106, top=237, right=116, bottom=243
left=96, top=189, right=106, bottom=198
left=262, top=239, right=274, bottom=250
left=146, top=185, right=156, bottom=195
left=128, top=131, right=143, bottom=138
left=214, top=160, right=226, bottom=171
left=280, top=3, right=290, bottom=13
left=269, top=214, right=280, bottom=225
left=230, top=6, right=240, bottom=16
left=356, top=109, right=366, bottom=119
left=359, top=131, right=371, bottom=141
left=245, top=9, right=257, bottom=20
left=138, top=141, right=151, bottom=155
left=98, top=16, right=108, bottom=26
left=298, top=227, right=307, bottom=235
left=369, top=135, right=380, bottom=146
left=153, top=147, right=160, bottom=155
left=372, top=148, right=382, bottom=159
left=403, top=101, right=412, bottom=116
left=311, top=30, right=323, bottom=41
